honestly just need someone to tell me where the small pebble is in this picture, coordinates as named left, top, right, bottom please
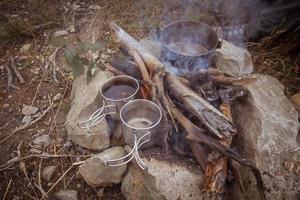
left=53, top=93, right=63, bottom=101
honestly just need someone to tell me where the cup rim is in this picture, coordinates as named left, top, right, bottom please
left=100, top=75, right=140, bottom=102
left=120, top=99, right=162, bottom=130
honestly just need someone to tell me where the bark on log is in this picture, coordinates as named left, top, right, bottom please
left=166, top=74, right=236, bottom=139
left=110, top=22, right=163, bottom=71
left=203, top=102, right=233, bottom=193
left=108, top=54, right=141, bottom=79
left=212, top=74, right=257, bottom=86
left=167, top=98, right=265, bottom=200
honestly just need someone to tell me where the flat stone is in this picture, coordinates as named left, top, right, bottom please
left=42, top=165, right=57, bottom=182
left=53, top=93, right=63, bottom=101
left=29, top=148, right=42, bottom=154
left=22, top=115, right=32, bottom=125
left=231, top=74, right=300, bottom=200
left=53, top=30, right=68, bottom=37
left=214, top=40, right=253, bottom=77
left=122, top=157, right=213, bottom=200
left=22, top=105, right=39, bottom=115
left=65, top=69, right=113, bottom=150
left=20, top=43, right=31, bottom=52
left=33, top=135, right=52, bottom=147
left=55, top=190, right=78, bottom=200
left=79, top=146, right=127, bottom=187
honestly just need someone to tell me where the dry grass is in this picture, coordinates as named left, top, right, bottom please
left=249, top=26, right=300, bottom=96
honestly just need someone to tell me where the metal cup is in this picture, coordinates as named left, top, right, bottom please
left=106, top=99, right=162, bottom=170
left=78, top=75, right=139, bottom=131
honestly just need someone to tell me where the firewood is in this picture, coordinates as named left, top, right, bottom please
left=108, top=55, right=141, bottom=79
left=166, top=74, right=236, bottom=139
left=109, top=22, right=163, bottom=71
left=167, top=96, right=265, bottom=200
left=203, top=102, right=233, bottom=193
left=104, top=63, right=126, bottom=76
left=132, top=50, right=151, bottom=83
left=189, top=141, right=207, bottom=171
left=109, top=22, right=265, bottom=199
left=212, top=74, right=257, bottom=86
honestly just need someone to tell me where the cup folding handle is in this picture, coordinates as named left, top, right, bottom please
left=106, top=130, right=151, bottom=170
left=78, top=101, right=117, bottom=132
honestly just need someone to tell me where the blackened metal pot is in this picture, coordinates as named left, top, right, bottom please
left=161, top=21, right=221, bottom=74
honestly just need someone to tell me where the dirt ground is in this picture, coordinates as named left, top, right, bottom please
left=0, top=0, right=299, bottom=200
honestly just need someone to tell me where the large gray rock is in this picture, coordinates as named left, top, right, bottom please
left=79, top=146, right=127, bottom=187
left=66, top=69, right=113, bottom=150
left=214, top=40, right=253, bottom=77
left=122, top=158, right=213, bottom=200
left=231, top=74, right=300, bottom=200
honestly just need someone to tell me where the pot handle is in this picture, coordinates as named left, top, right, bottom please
left=211, top=11, right=224, bottom=49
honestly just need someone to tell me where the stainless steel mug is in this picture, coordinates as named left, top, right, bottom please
left=78, top=75, right=140, bottom=131
left=106, top=99, right=162, bottom=170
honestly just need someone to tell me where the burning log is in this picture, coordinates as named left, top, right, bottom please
left=109, top=21, right=265, bottom=200
left=203, top=102, right=233, bottom=193
left=166, top=74, right=236, bottom=139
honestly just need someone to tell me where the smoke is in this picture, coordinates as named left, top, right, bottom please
left=135, top=0, right=268, bottom=75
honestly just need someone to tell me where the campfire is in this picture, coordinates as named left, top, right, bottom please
left=77, top=21, right=266, bottom=199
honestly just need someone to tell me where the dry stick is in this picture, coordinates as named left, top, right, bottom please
left=4, top=64, right=18, bottom=91
left=132, top=50, right=151, bottom=83
left=0, top=154, right=91, bottom=171
left=0, top=103, right=53, bottom=145
left=31, top=70, right=46, bottom=105
left=9, top=56, right=25, bottom=84
left=167, top=97, right=266, bottom=200
left=104, top=63, right=126, bottom=75
left=2, top=179, right=12, bottom=200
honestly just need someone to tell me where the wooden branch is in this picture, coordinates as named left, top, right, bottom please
left=104, top=63, right=126, bottom=76
left=5, top=64, right=19, bottom=91
left=132, top=50, right=151, bottom=83
left=167, top=96, right=265, bottom=200
left=212, top=74, right=257, bottom=86
left=9, top=56, right=25, bottom=84
left=110, top=22, right=163, bottom=70
left=166, top=74, right=236, bottom=139
left=189, top=140, right=207, bottom=171
left=108, top=55, right=141, bottom=79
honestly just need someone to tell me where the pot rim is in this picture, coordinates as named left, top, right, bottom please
left=120, top=99, right=162, bottom=131
left=100, top=75, right=140, bottom=102
left=161, top=20, right=219, bottom=57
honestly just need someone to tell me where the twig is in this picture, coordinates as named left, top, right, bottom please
left=9, top=56, right=25, bottom=84
left=20, top=161, right=39, bottom=199
left=5, top=64, right=19, bottom=91
left=0, top=154, right=92, bottom=171
left=2, top=179, right=12, bottom=200
left=0, top=103, right=53, bottom=145
left=31, top=70, right=46, bottom=105
left=104, top=63, right=126, bottom=75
